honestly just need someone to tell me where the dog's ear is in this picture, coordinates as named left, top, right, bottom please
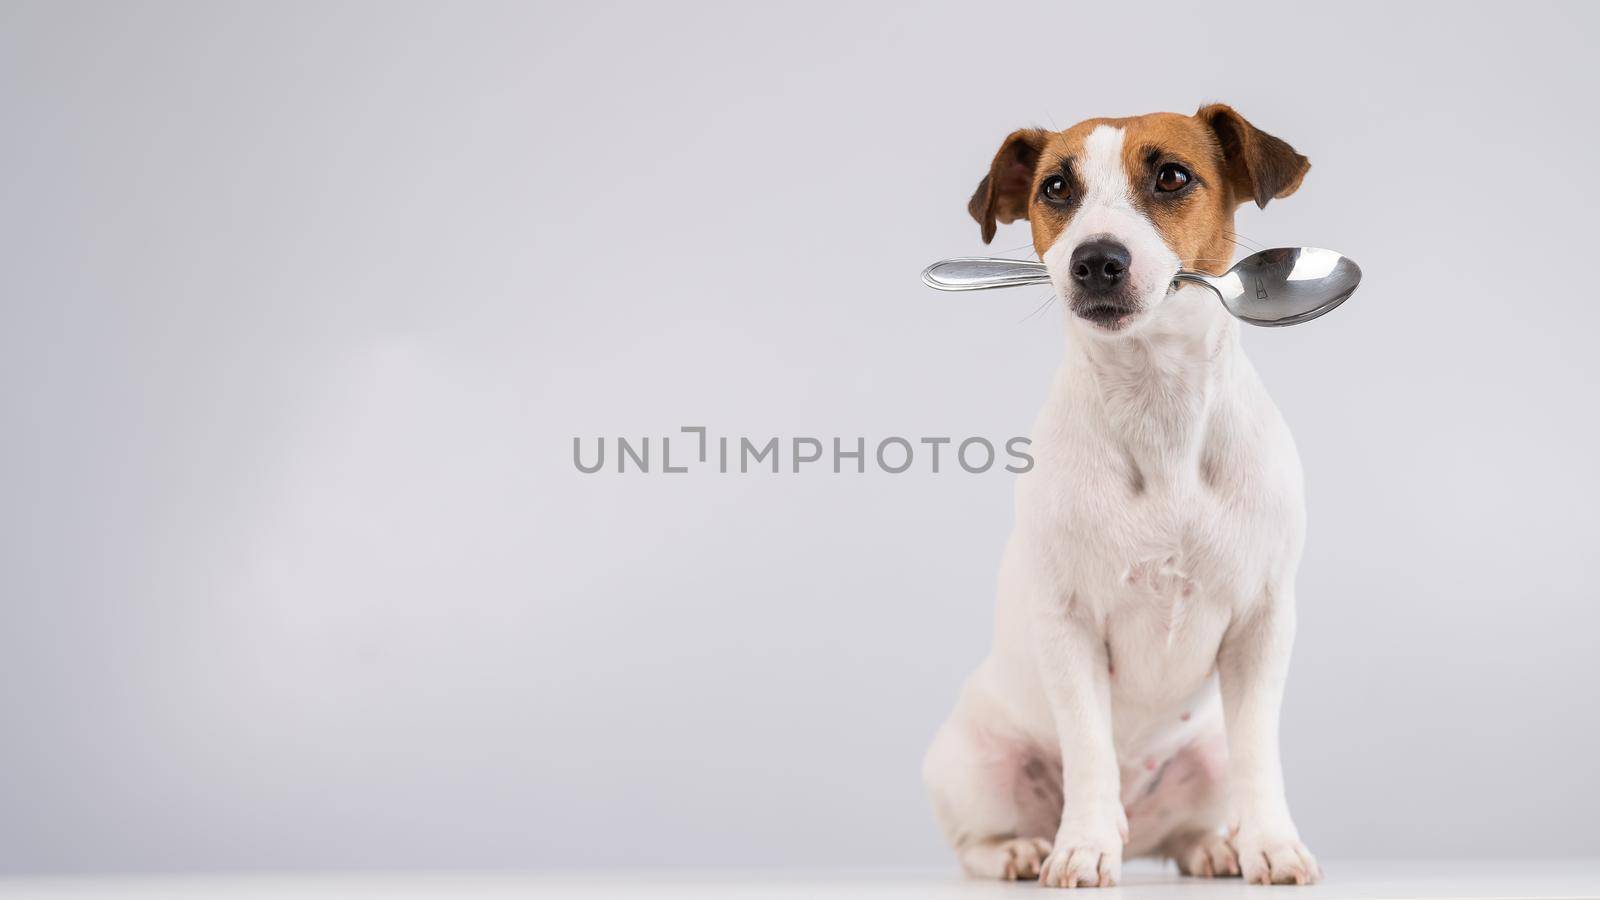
left=968, top=129, right=1050, bottom=244
left=1197, top=104, right=1310, bottom=209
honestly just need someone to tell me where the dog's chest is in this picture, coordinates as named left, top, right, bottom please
left=1022, top=408, right=1295, bottom=674
left=1101, top=478, right=1247, bottom=612
left=1075, top=474, right=1265, bottom=701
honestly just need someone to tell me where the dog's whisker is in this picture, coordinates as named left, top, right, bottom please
left=1219, top=235, right=1256, bottom=254
left=1223, top=229, right=1265, bottom=251
left=1019, top=291, right=1057, bottom=324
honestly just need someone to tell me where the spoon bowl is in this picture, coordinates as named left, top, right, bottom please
left=921, top=247, right=1361, bottom=327
left=1182, top=247, right=1360, bottom=326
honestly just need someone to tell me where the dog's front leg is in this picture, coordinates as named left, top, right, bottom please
left=1217, top=593, right=1321, bottom=885
left=1032, top=596, right=1126, bottom=888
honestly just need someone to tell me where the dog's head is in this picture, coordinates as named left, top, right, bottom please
left=969, top=105, right=1309, bottom=334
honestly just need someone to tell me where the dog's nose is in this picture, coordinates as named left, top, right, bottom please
left=1070, top=239, right=1131, bottom=295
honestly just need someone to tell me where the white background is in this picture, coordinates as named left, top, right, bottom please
left=2, top=0, right=1597, bottom=873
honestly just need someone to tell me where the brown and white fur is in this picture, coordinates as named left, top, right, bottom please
left=922, top=106, right=1322, bottom=888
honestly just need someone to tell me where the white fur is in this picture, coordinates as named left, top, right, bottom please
left=924, top=126, right=1320, bottom=887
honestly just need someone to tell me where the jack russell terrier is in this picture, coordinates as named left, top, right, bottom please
left=923, top=105, right=1322, bottom=887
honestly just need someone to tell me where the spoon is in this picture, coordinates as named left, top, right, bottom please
left=921, top=247, right=1361, bottom=327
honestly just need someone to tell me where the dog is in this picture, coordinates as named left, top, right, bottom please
left=922, top=105, right=1322, bottom=888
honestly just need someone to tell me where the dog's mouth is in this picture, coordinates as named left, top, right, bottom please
left=1072, top=302, right=1138, bottom=331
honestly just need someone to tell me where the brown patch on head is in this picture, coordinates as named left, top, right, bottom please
left=1017, top=119, right=1108, bottom=256
left=1117, top=112, right=1239, bottom=276
left=966, top=107, right=1310, bottom=278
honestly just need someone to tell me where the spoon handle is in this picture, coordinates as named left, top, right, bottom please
left=921, top=257, right=1050, bottom=291
left=922, top=257, right=1213, bottom=292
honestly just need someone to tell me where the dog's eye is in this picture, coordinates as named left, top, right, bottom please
left=1040, top=175, right=1070, bottom=204
left=1155, top=164, right=1191, bottom=193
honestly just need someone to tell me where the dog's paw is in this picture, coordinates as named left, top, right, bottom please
left=1039, top=841, right=1122, bottom=888
left=958, top=836, right=1053, bottom=881
left=1230, top=831, right=1321, bottom=885
left=1171, top=830, right=1240, bottom=878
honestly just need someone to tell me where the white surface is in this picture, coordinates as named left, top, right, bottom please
left=2, top=863, right=1598, bottom=900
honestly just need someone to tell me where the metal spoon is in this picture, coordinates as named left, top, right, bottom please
left=921, top=247, right=1361, bottom=327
